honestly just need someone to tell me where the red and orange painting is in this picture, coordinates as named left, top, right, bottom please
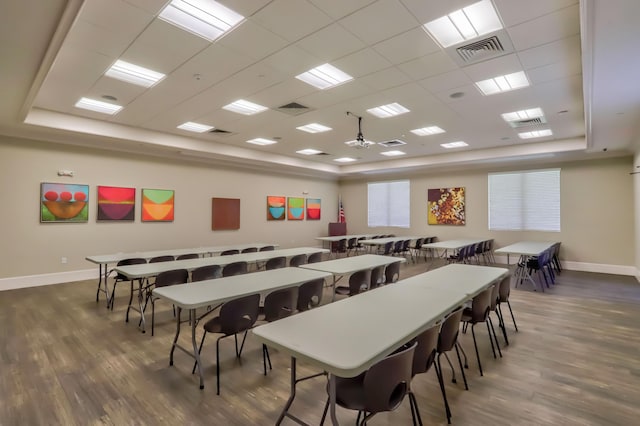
left=97, top=186, right=135, bottom=221
left=142, top=189, right=174, bottom=222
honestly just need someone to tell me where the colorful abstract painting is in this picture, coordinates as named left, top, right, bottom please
left=40, top=182, right=89, bottom=223
left=306, top=198, right=321, bottom=220
left=267, top=196, right=286, bottom=221
left=97, top=186, right=135, bottom=221
left=142, top=189, right=174, bottom=222
left=428, top=187, right=466, bottom=225
left=287, top=197, right=305, bottom=220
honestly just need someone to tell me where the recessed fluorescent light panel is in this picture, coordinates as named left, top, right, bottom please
left=74, top=97, right=122, bottom=115
left=518, top=129, right=553, bottom=139
left=367, top=103, right=410, bottom=118
left=295, top=64, right=353, bottom=90
left=410, top=126, right=446, bottom=136
left=246, top=138, right=277, bottom=146
left=296, top=123, right=332, bottom=133
left=423, top=0, right=503, bottom=48
left=177, top=121, right=214, bottom=133
left=501, top=107, right=544, bottom=122
left=158, top=0, right=244, bottom=41
left=223, top=99, right=268, bottom=115
left=475, top=71, right=529, bottom=95
left=380, top=150, right=406, bottom=157
left=296, top=149, right=323, bottom=155
left=440, top=141, right=469, bottom=149
left=334, top=157, right=357, bottom=163
left=105, top=60, right=165, bottom=88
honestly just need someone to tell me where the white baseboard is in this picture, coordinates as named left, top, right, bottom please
left=492, top=255, right=636, bottom=277
left=0, top=269, right=97, bottom=291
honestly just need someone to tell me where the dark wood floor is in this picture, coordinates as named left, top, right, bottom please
left=1, top=259, right=639, bottom=425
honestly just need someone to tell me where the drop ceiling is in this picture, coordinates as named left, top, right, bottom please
left=2, top=0, right=639, bottom=177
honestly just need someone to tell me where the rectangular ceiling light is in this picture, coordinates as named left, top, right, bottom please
left=380, top=150, right=406, bottom=156
left=423, top=0, right=503, bottom=48
left=247, top=137, right=277, bottom=146
left=158, top=0, right=244, bottom=42
left=223, top=99, right=268, bottom=115
left=177, top=121, right=214, bottom=132
left=296, top=149, right=323, bottom=155
left=410, top=126, right=445, bottom=136
left=105, top=60, right=165, bottom=87
left=74, top=97, right=122, bottom=115
left=440, top=141, right=469, bottom=148
left=334, top=157, right=357, bottom=163
left=296, top=63, right=353, bottom=90
left=475, top=71, right=529, bottom=95
left=501, top=107, right=544, bottom=122
left=296, top=123, right=332, bottom=133
left=367, top=102, right=410, bottom=118
left=518, top=129, right=553, bottom=139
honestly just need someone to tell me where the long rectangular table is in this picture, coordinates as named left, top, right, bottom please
left=299, top=254, right=405, bottom=301
left=114, top=247, right=329, bottom=332
left=494, top=241, right=557, bottom=291
left=86, top=243, right=279, bottom=305
left=152, top=267, right=333, bottom=390
left=253, top=263, right=508, bottom=425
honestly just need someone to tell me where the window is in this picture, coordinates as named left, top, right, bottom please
left=488, top=169, right=560, bottom=231
left=368, top=180, right=410, bottom=227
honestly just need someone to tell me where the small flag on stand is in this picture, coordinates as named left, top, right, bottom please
left=338, top=195, right=346, bottom=223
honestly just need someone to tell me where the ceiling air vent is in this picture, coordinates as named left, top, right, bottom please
left=209, top=128, right=232, bottom=135
left=276, top=102, right=312, bottom=116
left=446, top=30, right=514, bottom=66
left=507, top=117, right=547, bottom=129
left=378, top=139, right=406, bottom=147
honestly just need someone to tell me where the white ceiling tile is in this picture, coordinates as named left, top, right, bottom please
left=399, top=0, right=473, bottom=25
left=339, top=0, right=420, bottom=45
left=121, top=0, right=168, bottom=14
left=373, top=27, right=440, bottom=64
left=251, top=0, right=332, bottom=42
left=79, top=0, right=155, bottom=38
left=494, top=0, right=578, bottom=27
left=308, top=0, right=377, bottom=20
left=218, top=20, right=289, bottom=61
left=251, top=80, right=318, bottom=108
left=88, top=76, right=147, bottom=106
left=170, top=43, right=255, bottom=87
left=360, top=67, right=411, bottom=91
left=397, top=51, right=458, bottom=80
left=296, top=24, right=366, bottom=63
left=527, top=60, right=582, bottom=86
left=297, top=80, right=373, bottom=109
left=518, top=34, right=581, bottom=70
left=64, top=19, right=132, bottom=58
left=259, top=46, right=321, bottom=76
left=333, top=48, right=392, bottom=78
left=123, top=19, right=210, bottom=74
left=419, top=70, right=472, bottom=94
left=507, top=4, right=580, bottom=51
left=460, top=53, right=525, bottom=81
left=216, top=0, right=273, bottom=17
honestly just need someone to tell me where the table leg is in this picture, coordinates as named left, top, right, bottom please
left=331, top=275, right=337, bottom=302
left=276, top=357, right=298, bottom=425
left=170, top=307, right=182, bottom=366
left=137, top=279, right=146, bottom=332
left=191, top=308, right=205, bottom=389
left=328, top=374, right=339, bottom=425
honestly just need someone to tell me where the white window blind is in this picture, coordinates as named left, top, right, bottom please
left=368, top=180, right=410, bottom=228
left=488, top=169, right=560, bottom=231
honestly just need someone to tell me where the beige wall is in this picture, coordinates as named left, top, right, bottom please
left=339, top=157, right=635, bottom=267
left=0, top=136, right=339, bottom=280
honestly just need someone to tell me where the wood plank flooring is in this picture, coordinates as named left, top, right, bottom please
left=1, top=259, right=639, bottom=425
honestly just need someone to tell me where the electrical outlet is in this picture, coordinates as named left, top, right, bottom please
left=61, top=257, right=67, bottom=264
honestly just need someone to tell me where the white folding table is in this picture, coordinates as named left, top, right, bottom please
left=494, top=241, right=557, bottom=291
left=152, top=267, right=333, bottom=390
left=299, top=254, right=406, bottom=301
left=114, top=247, right=329, bottom=332
left=253, top=264, right=508, bottom=425
left=86, top=243, right=279, bottom=305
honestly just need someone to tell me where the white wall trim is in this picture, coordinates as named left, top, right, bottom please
left=493, top=255, right=636, bottom=276
left=0, top=269, right=97, bottom=291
